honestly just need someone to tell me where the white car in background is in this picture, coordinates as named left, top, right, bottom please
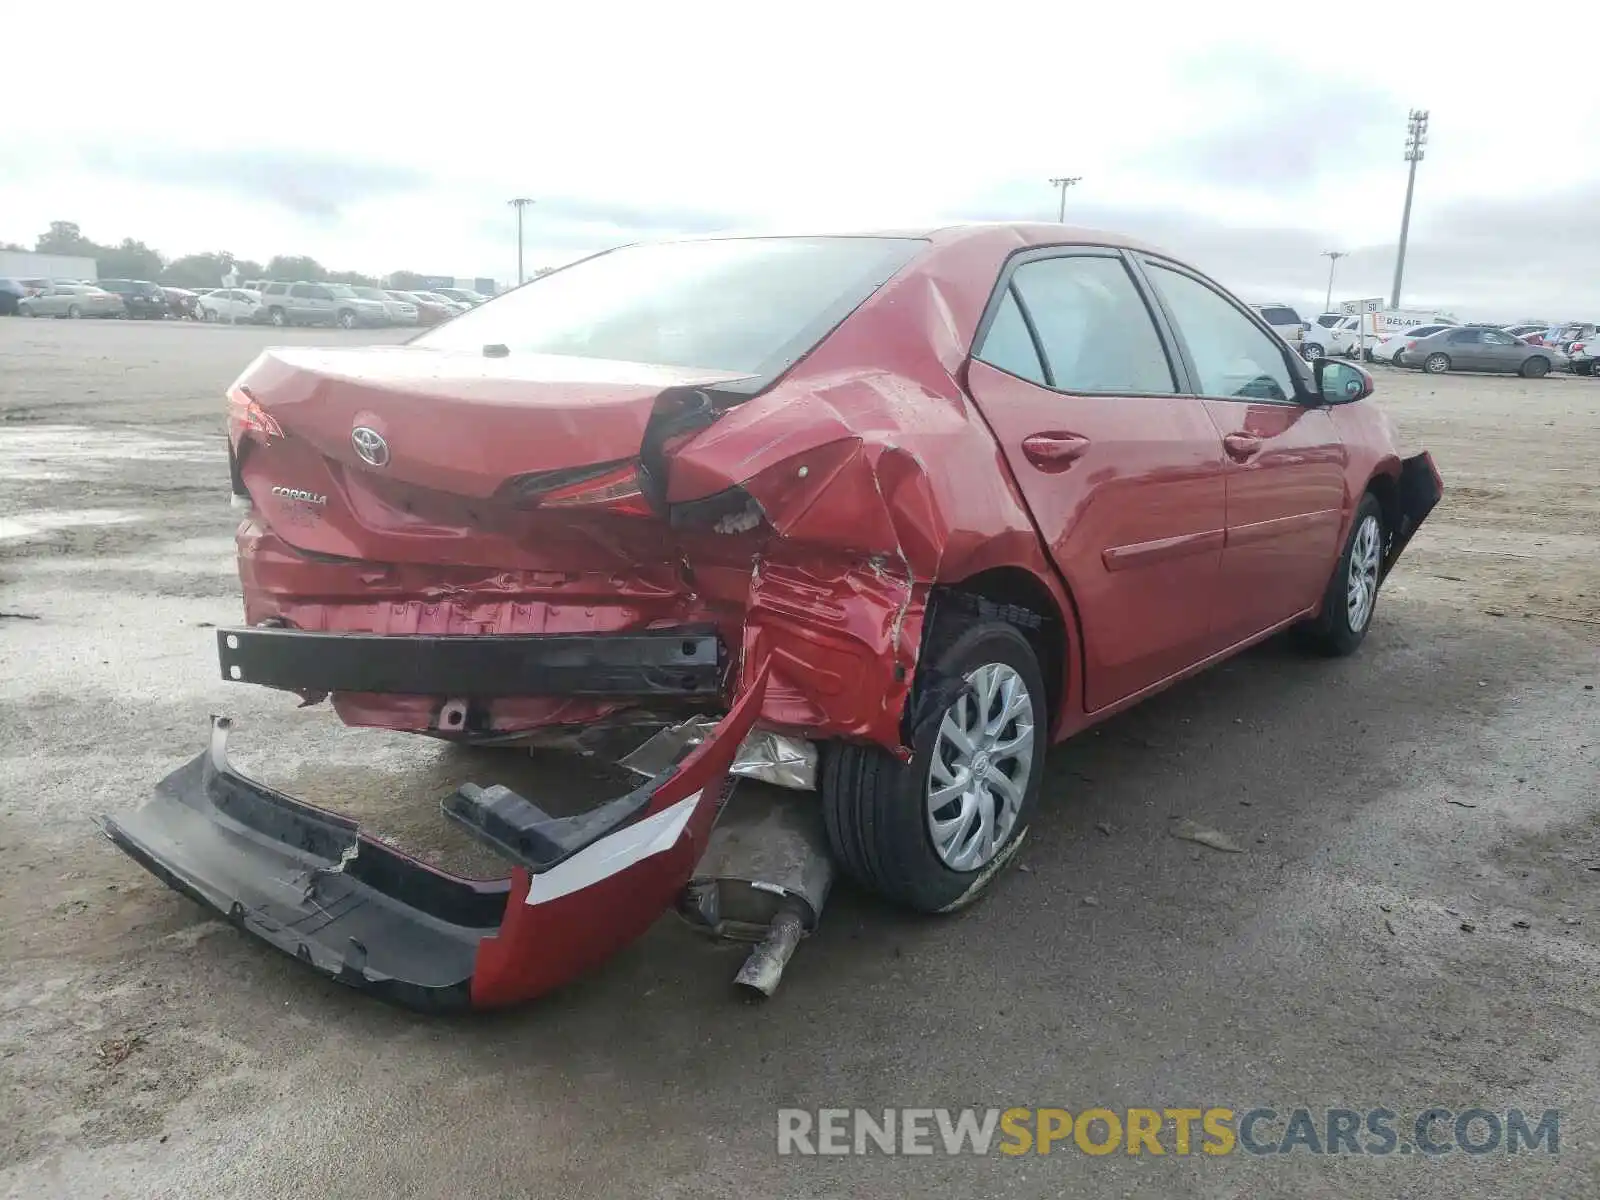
left=1370, top=323, right=1455, bottom=365
left=1303, top=314, right=1368, bottom=359
left=1250, top=302, right=1308, bottom=350
left=198, top=288, right=263, bottom=323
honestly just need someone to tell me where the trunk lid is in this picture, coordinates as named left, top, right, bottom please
left=239, top=345, right=753, bottom=500
left=232, top=346, right=754, bottom=567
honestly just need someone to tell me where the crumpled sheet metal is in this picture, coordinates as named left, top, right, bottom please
left=619, top=718, right=818, bottom=792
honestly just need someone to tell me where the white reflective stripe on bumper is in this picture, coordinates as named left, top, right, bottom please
left=522, top=790, right=704, bottom=907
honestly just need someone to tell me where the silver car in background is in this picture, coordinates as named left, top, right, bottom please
left=351, top=286, right=418, bottom=326
left=1400, top=326, right=1568, bottom=378
left=18, top=284, right=126, bottom=319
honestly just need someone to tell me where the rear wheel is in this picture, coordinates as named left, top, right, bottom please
left=67, top=304, right=82, bottom=319
left=821, top=604, right=1045, bottom=913
left=1295, top=494, right=1385, bottom=657
left=268, top=307, right=287, bottom=327
left=337, top=309, right=357, bottom=329
left=1520, top=356, right=1550, bottom=379
left=1423, top=352, right=1450, bottom=374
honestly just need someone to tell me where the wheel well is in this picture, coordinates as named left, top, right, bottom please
left=1365, top=471, right=1400, bottom=544
left=935, top=567, right=1067, bottom=724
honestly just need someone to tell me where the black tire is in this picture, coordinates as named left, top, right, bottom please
left=67, top=304, right=81, bottom=319
left=1520, top=356, right=1550, bottom=379
left=268, top=307, right=287, bottom=327
left=337, top=308, right=357, bottom=329
left=1422, top=352, right=1450, bottom=374
left=821, top=603, right=1047, bottom=913
left=1294, top=493, right=1385, bottom=657
left=1574, top=362, right=1593, bottom=377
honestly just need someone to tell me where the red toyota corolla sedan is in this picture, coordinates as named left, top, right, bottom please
left=108, top=224, right=1441, bottom=1010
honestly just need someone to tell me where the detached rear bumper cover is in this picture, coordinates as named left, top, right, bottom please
left=102, top=669, right=768, bottom=1012
left=1382, top=451, right=1444, bottom=579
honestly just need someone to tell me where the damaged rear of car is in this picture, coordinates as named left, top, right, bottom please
left=109, top=234, right=1059, bottom=1008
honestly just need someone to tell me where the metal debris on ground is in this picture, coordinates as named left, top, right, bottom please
left=1445, top=799, right=1478, bottom=808
left=1512, top=919, right=1531, bottom=929
left=1082, top=895, right=1100, bottom=907
left=1460, top=921, right=1477, bottom=933
left=1171, top=819, right=1245, bottom=854
left=1095, top=821, right=1113, bottom=836
left=95, top=1033, right=145, bottom=1067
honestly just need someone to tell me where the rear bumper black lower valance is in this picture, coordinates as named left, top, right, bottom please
left=216, top=625, right=724, bottom=698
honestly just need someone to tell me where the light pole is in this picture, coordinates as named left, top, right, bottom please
left=1321, top=250, right=1346, bottom=313
left=508, top=197, right=535, bottom=285
left=1390, top=109, right=1429, bottom=308
left=1048, top=176, right=1081, bottom=222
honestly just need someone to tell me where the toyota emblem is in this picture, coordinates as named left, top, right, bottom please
left=351, top=426, right=389, bottom=467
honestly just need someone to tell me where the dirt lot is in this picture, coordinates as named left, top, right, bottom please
left=1, top=317, right=1598, bottom=1199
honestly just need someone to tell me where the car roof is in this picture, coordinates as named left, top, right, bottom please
left=656, top=222, right=1174, bottom=259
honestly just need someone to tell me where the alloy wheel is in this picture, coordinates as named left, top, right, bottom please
left=926, top=661, right=1035, bottom=872
left=1346, top=514, right=1382, bottom=632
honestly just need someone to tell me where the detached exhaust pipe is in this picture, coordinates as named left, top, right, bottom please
left=677, top=788, right=834, bottom=999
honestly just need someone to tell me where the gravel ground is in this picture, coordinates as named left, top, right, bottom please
left=1, top=318, right=1597, bottom=1199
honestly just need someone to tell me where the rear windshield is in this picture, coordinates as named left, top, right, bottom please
left=414, top=236, right=924, bottom=376
left=353, top=287, right=387, bottom=300
left=1256, top=305, right=1302, bottom=326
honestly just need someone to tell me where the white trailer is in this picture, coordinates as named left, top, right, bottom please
left=0, top=251, right=99, bottom=285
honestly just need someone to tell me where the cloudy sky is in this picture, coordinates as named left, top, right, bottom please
left=5, top=2, right=1597, bottom=319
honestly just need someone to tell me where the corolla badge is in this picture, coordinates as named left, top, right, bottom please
left=351, top=426, right=389, bottom=467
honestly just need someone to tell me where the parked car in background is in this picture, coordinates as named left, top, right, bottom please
left=162, top=287, right=201, bottom=320
left=1370, top=323, right=1454, bottom=365
left=1501, top=323, right=1547, bottom=344
left=1399, top=326, right=1566, bottom=377
left=97, top=278, right=169, bottom=319
left=1251, top=302, right=1308, bottom=350
left=415, top=290, right=470, bottom=315
left=1548, top=322, right=1598, bottom=353
left=432, top=286, right=489, bottom=307
left=198, top=288, right=264, bottom=323
left=0, top=278, right=25, bottom=315
left=350, top=286, right=418, bottom=326
left=258, top=281, right=389, bottom=328
left=19, top=278, right=52, bottom=296
left=385, top=290, right=454, bottom=325
left=19, top=284, right=126, bottom=319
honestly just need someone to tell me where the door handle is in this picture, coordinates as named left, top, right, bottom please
left=1222, top=433, right=1262, bottom=462
left=1022, top=433, right=1090, bottom=469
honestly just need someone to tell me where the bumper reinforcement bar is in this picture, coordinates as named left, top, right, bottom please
left=216, top=625, right=724, bottom=697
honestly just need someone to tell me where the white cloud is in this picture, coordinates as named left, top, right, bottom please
left=4, top=1, right=1598, bottom=315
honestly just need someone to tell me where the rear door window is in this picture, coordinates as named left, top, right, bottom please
left=974, top=289, right=1046, bottom=385
left=1005, top=255, right=1176, bottom=393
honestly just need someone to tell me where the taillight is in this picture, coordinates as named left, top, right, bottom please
left=226, top=385, right=282, bottom=446
left=501, top=460, right=654, bottom=517
left=1406, top=341, right=1418, bottom=351
left=1573, top=342, right=1586, bottom=354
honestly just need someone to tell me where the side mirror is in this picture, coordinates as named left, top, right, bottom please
left=1314, top=359, right=1374, bottom=405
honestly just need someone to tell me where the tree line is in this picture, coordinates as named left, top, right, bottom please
left=3, top=221, right=520, bottom=291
